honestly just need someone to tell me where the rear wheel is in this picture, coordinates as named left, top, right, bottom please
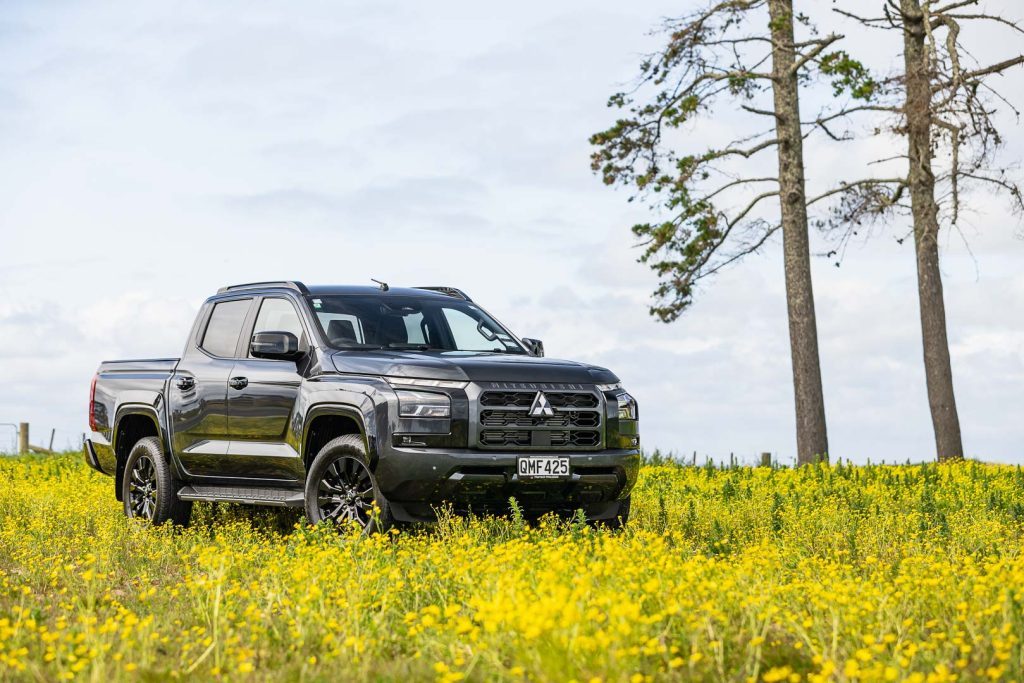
left=122, top=436, right=192, bottom=526
left=304, top=435, right=393, bottom=534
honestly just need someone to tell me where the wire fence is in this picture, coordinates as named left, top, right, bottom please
left=0, top=424, right=84, bottom=455
left=0, top=424, right=17, bottom=454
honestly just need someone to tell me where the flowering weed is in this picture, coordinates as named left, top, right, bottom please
left=1, top=455, right=1023, bottom=681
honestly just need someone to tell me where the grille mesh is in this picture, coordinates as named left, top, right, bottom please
left=480, top=410, right=600, bottom=428
left=480, top=392, right=535, bottom=408
left=477, top=391, right=602, bottom=450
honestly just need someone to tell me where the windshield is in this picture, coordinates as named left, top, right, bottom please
left=308, top=295, right=527, bottom=354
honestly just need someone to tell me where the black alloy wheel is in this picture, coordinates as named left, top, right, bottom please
left=304, top=434, right=393, bottom=534
left=127, top=454, right=158, bottom=520
left=317, top=456, right=375, bottom=526
left=120, top=436, right=193, bottom=526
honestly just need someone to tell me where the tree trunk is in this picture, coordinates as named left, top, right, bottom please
left=767, top=0, right=829, bottom=465
left=900, top=0, right=964, bottom=461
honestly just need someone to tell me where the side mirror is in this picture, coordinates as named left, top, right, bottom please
left=250, top=331, right=301, bottom=360
left=521, top=337, right=544, bottom=357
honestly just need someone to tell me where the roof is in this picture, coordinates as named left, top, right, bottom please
left=305, top=285, right=454, bottom=298
left=214, top=281, right=466, bottom=300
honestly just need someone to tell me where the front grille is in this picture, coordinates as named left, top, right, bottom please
left=480, top=430, right=534, bottom=447
left=548, top=393, right=599, bottom=409
left=480, top=410, right=600, bottom=428
left=480, top=392, right=535, bottom=407
left=477, top=390, right=603, bottom=450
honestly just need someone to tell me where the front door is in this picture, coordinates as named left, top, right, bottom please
left=225, top=297, right=306, bottom=481
left=169, top=297, right=253, bottom=477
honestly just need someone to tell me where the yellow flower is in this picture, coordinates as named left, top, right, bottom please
left=763, top=666, right=792, bottom=682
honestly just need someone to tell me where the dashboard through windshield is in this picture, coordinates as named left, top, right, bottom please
left=307, top=295, right=526, bottom=354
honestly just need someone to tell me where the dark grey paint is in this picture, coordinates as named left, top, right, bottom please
left=86, top=283, right=640, bottom=521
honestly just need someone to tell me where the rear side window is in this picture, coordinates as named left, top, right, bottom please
left=201, top=299, right=251, bottom=357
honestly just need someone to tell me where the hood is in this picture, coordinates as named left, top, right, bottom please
left=330, top=350, right=618, bottom=385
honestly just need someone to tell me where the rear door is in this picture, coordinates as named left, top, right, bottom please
left=168, top=297, right=254, bottom=477
left=224, top=296, right=308, bottom=481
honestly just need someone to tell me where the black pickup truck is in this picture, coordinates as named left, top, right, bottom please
left=85, top=282, right=640, bottom=531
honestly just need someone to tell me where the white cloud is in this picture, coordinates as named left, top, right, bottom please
left=1, top=0, right=1022, bottom=461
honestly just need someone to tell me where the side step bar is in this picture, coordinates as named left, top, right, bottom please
left=177, top=485, right=304, bottom=508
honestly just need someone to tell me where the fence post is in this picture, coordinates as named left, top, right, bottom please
left=18, top=423, right=29, bottom=455
left=760, top=452, right=771, bottom=467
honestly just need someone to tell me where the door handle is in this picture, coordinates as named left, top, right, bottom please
left=176, top=376, right=195, bottom=391
left=229, top=377, right=249, bottom=390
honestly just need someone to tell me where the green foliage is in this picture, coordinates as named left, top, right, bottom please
left=589, top=1, right=876, bottom=321
left=819, top=51, right=878, bottom=100
left=3, top=454, right=1024, bottom=680
left=590, top=3, right=880, bottom=322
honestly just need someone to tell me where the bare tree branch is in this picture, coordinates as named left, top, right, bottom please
left=790, top=33, right=843, bottom=74
left=712, top=138, right=780, bottom=159
left=930, top=0, right=979, bottom=15
left=697, top=223, right=781, bottom=279
left=940, top=13, right=1024, bottom=35
left=804, top=105, right=903, bottom=128
left=808, top=178, right=908, bottom=206
left=931, top=117, right=963, bottom=222
left=705, top=176, right=778, bottom=200
left=726, top=190, right=780, bottom=227
left=832, top=8, right=890, bottom=26
left=741, top=104, right=776, bottom=117
left=933, top=55, right=1024, bottom=91
left=960, top=172, right=1024, bottom=211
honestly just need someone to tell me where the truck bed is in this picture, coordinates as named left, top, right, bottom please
left=88, top=358, right=181, bottom=476
left=97, top=358, right=180, bottom=374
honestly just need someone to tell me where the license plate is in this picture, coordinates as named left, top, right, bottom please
left=517, top=456, right=570, bottom=479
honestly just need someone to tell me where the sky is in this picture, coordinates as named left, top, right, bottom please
left=1, top=1, right=1022, bottom=463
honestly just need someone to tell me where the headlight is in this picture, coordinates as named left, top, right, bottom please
left=395, top=390, right=451, bottom=418
left=617, top=393, right=638, bottom=420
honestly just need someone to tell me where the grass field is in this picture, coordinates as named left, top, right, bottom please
left=1, top=454, right=1023, bottom=682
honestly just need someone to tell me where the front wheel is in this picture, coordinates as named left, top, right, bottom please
left=304, top=435, right=393, bottom=534
left=597, top=496, right=631, bottom=530
left=122, top=436, right=192, bottom=526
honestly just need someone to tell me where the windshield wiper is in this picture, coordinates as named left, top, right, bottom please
left=386, top=343, right=443, bottom=351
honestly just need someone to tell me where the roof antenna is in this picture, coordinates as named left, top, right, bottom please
left=371, top=278, right=389, bottom=292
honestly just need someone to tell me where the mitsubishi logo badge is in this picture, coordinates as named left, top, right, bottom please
left=529, top=392, right=555, bottom=418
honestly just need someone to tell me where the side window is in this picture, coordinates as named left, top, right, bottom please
left=201, top=299, right=252, bottom=358
left=251, top=298, right=305, bottom=358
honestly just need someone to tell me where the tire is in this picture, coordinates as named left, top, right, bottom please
left=304, top=435, right=393, bottom=534
left=598, top=496, right=631, bottom=530
left=122, top=436, right=193, bottom=526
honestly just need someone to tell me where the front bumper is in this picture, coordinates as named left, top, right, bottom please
left=374, top=446, right=641, bottom=523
